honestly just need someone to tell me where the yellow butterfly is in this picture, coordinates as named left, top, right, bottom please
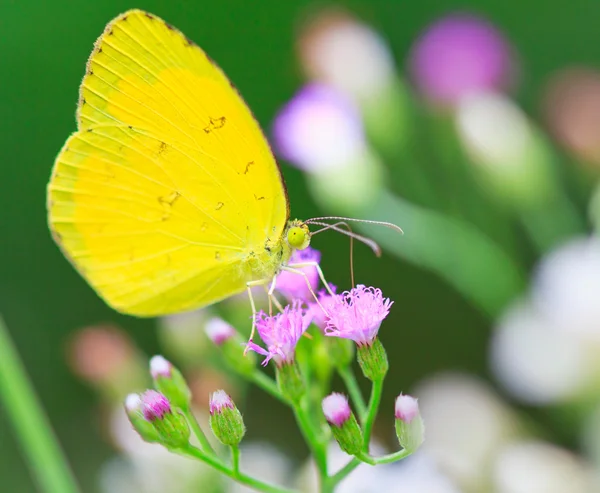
left=47, top=9, right=319, bottom=317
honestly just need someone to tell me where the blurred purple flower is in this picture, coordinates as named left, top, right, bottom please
left=275, top=246, right=321, bottom=302
left=141, top=390, right=171, bottom=422
left=271, top=84, right=365, bottom=172
left=309, top=284, right=338, bottom=331
left=322, top=392, right=352, bottom=427
left=409, top=13, right=514, bottom=106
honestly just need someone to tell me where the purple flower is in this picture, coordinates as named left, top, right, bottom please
left=246, top=302, right=313, bottom=366
left=309, top=285, right=339, bottom=330
left=271, top=84, right=365, bottom=172
left=209, top=390, right=235, bottom=415
left=409, top=13, right=514, bottom=106
left=276, top=247, right=321, bottom=302
left=141, top=390, right=171, bottom=422
left=205, top=317, right=236, bottom=346
left=325, top=285, right=392, bottom=345
left=395, top=394, right=420, bottom=423
left=322, top=392, right=352, bottom=427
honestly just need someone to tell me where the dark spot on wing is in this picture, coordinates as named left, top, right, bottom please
left=86, top=128, right=93, bottom=132
left=108, top=29, right=114, bottom=36
left=216, top=202, right=224, bottom=210
left=203, top=116, right=226, bottom=133
left=144, top=13, right=154, bottom=20
left=241, top=161, right=254, bottom=175
left=122, top=14, right=129, bottom=21
left=158, top=191, right=180, bottom=206
left=128, top=125, right=133, bottom=130
left=254, top=194, right=265, bottom=201
left=164, top=21, right=175, bottom=31
left=157, top=141, right=168, bottom=156
left=97, top=48, right=102, bottom=53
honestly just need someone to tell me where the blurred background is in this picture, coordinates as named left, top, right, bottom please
left=3, top=0, right=600, bottom=491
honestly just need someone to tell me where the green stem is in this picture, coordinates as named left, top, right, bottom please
left=329, top=458, right=361, bottom=485
left=178, top=445, right=296, bottom=493
left=0, top=317, right=80, bottom=493
left=231, top=445, right=240, bottom=473
left=338, top=367, right=367, bottom=421
left=363, top=378, right=383, bottom=449
left=249, top=370, right=289, bottom=405
left=357, top=449, right=412, bottom=465
left=293, top=400, right=328, bottom=478
left=181, top=407, right=215, bottom=455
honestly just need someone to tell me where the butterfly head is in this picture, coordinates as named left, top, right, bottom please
left=286, top=219, right=311, bottom=251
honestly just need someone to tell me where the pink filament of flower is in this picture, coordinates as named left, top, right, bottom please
left=141, top=390, right=171, bottom=421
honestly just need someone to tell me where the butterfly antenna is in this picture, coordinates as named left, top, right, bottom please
left=308, top=220, right=382, bottom=257
left=305, top=216, right=404, bottom=234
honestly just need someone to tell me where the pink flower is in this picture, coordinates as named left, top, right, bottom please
left=322, top=393, right=352, bottom=427
left=141, top=390, right=171, bottom=421
left=325, top=285, right=392, bottom=345
left=395, top=394, right=420, bottom=423
left=205, top=318, right=236, bottom=346
left=276, top=247, right=321, bottom=302
left=209, top=390, right=235, bottom=415
left=246, top=302, right=313, bottom=366
left=309, top=285, right=339, bottom=330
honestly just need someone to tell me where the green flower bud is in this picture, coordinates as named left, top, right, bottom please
left=357, top=338, right=388, bottom=381
left=276, top=361, right=305, bottom=403
left=322, top=393, right=363, bottom=455
left=140, top=390, right=190, bottom=449
left=394, top=394, right=424, bottom=453
left=209, top=390, right=245, bottom=446
left=149, top=355, right=191, bottom=410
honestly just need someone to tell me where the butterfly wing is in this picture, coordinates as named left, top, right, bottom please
left=48, top=10, right=289, bottom=316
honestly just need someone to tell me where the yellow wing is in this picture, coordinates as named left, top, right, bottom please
left=48, top=9, right=289, bottom=316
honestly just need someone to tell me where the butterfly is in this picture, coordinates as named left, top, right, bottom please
left=47, top=9, right=397, bottom=321
left=47, top=9, right=322, bottom=318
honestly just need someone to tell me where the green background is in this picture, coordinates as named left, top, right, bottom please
left=2, top=0, right=599, bottom=491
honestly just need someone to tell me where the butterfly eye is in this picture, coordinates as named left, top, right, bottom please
left=287, top=225, right=310, bottom=250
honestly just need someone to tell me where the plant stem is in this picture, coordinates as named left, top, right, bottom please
left=338, top=367, right=367, bottom=421
left=178, top=445, right=297, bottom=493
left=329, top=458, right=361, bottom=486
left=357, top=449, right=412, bottom=465
left=363, top=378, right=383, bottom=449
left=292, top=399, right=328, bottom=478
left=231, top=445, right=240, bottom=473
left=249, top=370, right=289, bottom=405
left=0, top=317, right=80, bottom=493
left=182, top=407, right=215, bottom=455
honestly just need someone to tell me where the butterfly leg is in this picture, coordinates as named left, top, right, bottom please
left=287, top=261, right=336, bottom=296
left=280, top=265, right=330, bottom=316
left=262, top=283, right=284, bottom=314
left=245, top=279, right=270, bottom=353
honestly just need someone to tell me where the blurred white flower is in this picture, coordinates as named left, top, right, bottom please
left=532, top=237, right=600, bottom=341
left=297, top=8, right=395, bottom=103
left=493, top=441, right=600, bottom=493
left=415, top=372, right=519, bottom=491
left=455, top=92, right=552, bottom=207
left=491, top=300, right=592, bottom=404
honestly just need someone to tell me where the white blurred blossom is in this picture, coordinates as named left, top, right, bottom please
left=415, top=372, right=519, bottom=491
left=297, top=9, right=395, bottom=103
left=493, top=441, right=600, bottom=493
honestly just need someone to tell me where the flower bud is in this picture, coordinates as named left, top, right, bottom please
left=322, top=393, right=363, bottom=455
left=357, top=338, right=389, bottom=381
left=149, top=355, right=191, bottom=410
left=205, top=318, right=256, bottom=376
left=140, top=390, right=190, bottom=449
left=276, top=361, right=306, bottom=403
left=124, top=393, right=160, bottom=443
left=394, top=394, right=424, bottom=453
left=209, top=390, right=245, bottom=446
